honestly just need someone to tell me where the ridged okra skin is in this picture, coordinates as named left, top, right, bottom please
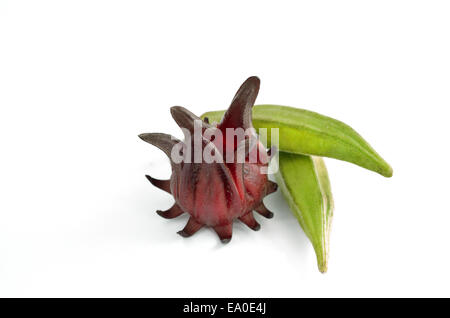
left=275, top=153, right=333, bottom=273
left=201, top=105, right=393, bottom=178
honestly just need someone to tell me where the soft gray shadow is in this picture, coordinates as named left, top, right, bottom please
left=131, top=168, right=314, bottom=275
left=261, top=189, right=313, bottom=273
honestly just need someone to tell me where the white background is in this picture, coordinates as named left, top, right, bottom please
left=1, top=1, right=449, bottom=297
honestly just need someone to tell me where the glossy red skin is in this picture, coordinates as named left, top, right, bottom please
left=171, top=129, right=269, bottom=227
left=139, top=76, right=276, bottom=241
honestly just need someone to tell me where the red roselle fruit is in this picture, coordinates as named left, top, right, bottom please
left=139, top=77, right=277, bottom=243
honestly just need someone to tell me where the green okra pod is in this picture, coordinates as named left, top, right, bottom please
left=276, top=152, right=333, bottom=273
left=201, top=105, right=393, bottom=177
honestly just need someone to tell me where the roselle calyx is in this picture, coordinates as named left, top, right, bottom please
left=139, top=77, right=277, bottom=243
